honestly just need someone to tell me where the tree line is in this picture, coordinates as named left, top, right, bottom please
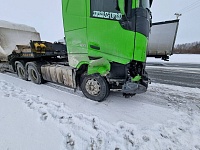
left=174, top=41, right=200, bottom=54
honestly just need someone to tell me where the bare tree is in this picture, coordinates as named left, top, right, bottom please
left=174, top=41, right=200, bottom=54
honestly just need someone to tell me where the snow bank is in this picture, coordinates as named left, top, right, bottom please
left=0, top=73, right=200, bottom=149
left=147, top=54, right=200, bottom=64
left=0, top=82, right=63, bottom=150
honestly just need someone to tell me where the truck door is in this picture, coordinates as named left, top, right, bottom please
left=86, top=0, right=134, bottom=64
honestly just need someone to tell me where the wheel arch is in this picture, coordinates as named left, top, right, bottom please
left=76, top=63, right=88, bottom=87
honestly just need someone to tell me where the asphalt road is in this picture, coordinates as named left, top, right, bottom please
left=1, top=62, right=199, bottom=89
left=146, top=63, right=200, bottom=88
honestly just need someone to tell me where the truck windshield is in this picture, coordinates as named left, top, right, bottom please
left=141, top=0, right=150, bottom=9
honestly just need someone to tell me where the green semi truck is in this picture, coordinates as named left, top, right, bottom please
left=62, top=0, right=153, bottom=101
left=3, top=0, right=156, bottom=101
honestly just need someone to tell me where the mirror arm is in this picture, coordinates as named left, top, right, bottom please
left=117, top=0, right=125, bottom=15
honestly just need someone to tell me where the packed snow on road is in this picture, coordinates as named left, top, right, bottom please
left=147, top=54, right=200, bottom=64
left=0, top=55, right=200, bottom=150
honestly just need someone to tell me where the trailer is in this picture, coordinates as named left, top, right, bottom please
left=147, top=20, right=179, bottom=61
left=0, top=20, right=40, bottom=61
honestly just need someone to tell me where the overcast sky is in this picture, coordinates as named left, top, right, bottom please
left=0, top=0, right=200, bottom=44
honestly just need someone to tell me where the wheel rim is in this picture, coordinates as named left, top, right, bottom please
left=18, top=67, right=25, bottom=76
left=31, top=69, right=38, bottom=80
left=85, top=78, right=101, bottom=96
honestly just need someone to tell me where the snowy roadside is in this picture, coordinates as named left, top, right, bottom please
left=147, top=54, right=200, bottom=64
left=0, top=82, right=63, bottom=150
left=0, top=73, right=200, bottom=150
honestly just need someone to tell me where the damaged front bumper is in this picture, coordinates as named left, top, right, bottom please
left=122, top=81, right=148, bottom=94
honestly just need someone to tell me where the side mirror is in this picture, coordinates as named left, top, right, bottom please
left=116, top=0, right=125, bottom=15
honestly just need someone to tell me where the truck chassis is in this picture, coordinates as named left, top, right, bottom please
left=5, top=40, right=149, bottom=102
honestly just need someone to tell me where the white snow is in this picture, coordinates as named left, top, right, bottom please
left=147, top=54, right=200, bottom=64
left=0, top=95, right=63, bottom=150
left=0, top=72, right=200, bottom=150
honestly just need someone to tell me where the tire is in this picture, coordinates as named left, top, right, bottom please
left=81, top=74, right=110, bottom=102
left=28, top=62, right=43, bottom=84
left=141, top=71, right=149, bottom=88
left=16, top=61, right=28, bottom=81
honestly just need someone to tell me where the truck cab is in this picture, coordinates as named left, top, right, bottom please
left=62, top=0, right=153, bottom=100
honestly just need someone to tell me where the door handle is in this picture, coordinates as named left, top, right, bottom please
left=90, top=45, right=100, bottom=50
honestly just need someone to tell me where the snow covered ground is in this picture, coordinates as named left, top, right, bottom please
left=147, top=54, right=200, bottom=64
left=0, top=70, right=200, bottom=150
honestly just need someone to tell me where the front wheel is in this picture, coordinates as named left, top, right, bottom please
left=81, top=74, right=110, bottom=102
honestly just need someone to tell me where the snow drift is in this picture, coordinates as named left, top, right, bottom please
left=0, top=72, right=200, bottom=150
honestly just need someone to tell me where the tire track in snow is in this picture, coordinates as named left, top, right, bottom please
left=4, top=72, right=200, bottom=113
left=1, top=80, right=200, bottom=150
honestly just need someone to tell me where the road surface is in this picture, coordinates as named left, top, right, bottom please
left=146, top=63, right=200, bottom=88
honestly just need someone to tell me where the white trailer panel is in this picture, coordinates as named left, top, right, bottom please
left=0, top=20, right=40, bottom=61
left=147, top=20, right=179, bottom=60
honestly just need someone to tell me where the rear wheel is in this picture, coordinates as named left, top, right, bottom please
left=16, top=61, right=28, bottom=81
left=81, top=74, right=110, bottom=102
left=28, top=62, right=43, bottom=84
